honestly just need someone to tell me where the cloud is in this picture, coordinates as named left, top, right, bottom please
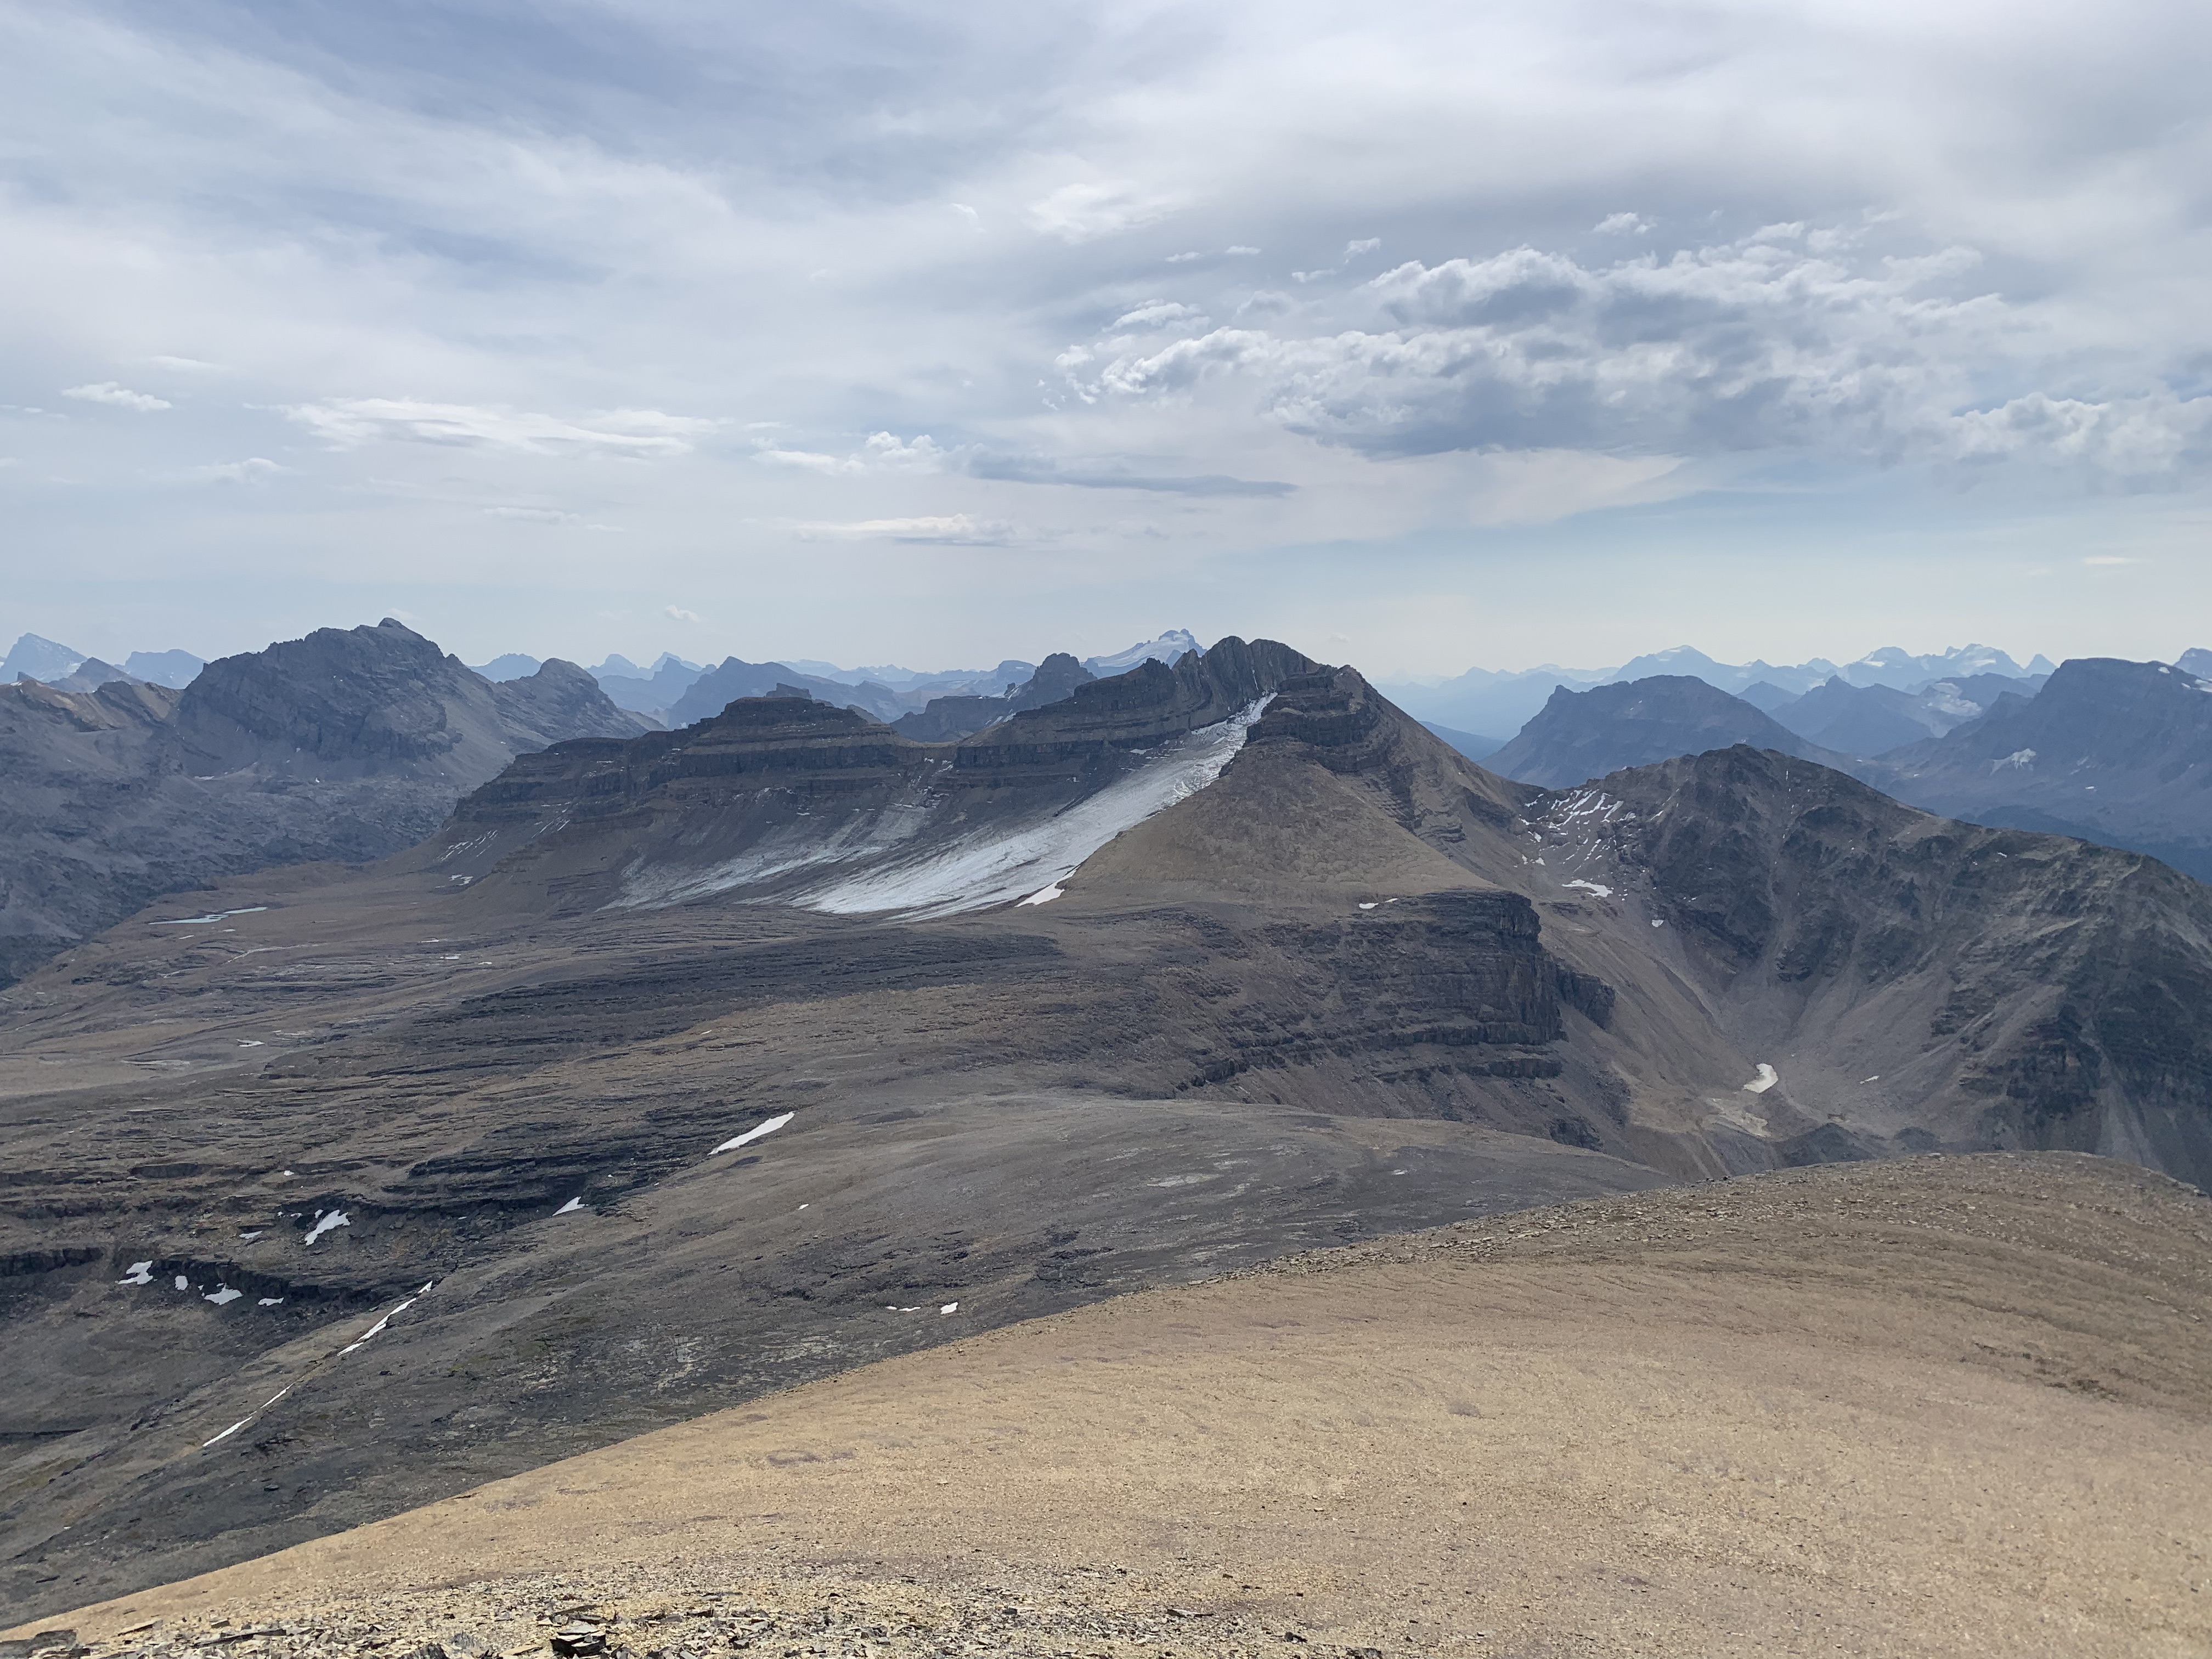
left=665, top=605, right=704, bottom=621
left=2083, top=556, right=2142, bottom=567
left=753, top=432, right=950, bottom=475
left=968, top=454, right=1293, bottom=496
left=63, top=382, right=171, bottom=411
left=1063, top=229, right=2212, bottom=478
left=1024, top=180, right=1185, bottom=243
left=484, top=505, right=580, bottom=524
left=1110, top=301, right=1207, bottom=331
left=791, top=514, right=1016, bottom=544
left=286, top=400, right=716, bottom=455
left=3, top=0, right=2208, bottom=661
left=187, top=456, right=284, bottom=482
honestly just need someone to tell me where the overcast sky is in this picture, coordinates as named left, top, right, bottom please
left=3, top=0, right=2207, bottom=675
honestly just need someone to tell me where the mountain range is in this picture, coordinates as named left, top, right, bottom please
left=3, top=625, right=2210, bottom=1618
left=1384, top=642, right=2059, bottom=738
left=0, top=620, right=646, bottom=987
left=1485, top=656, right=2212, bottom=882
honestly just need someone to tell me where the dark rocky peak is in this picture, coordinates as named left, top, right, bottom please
left=1859, top=658, right=2212, bottom=880
left=651, top=692, right=918, bottom=784
left=43, top=656, right=145, bottom=693
left=1246, top=665, right=1393, bottom=764
left=173, top=617, right=504, bottom=780
left=951, top=635, right=1316, bottom=780
left=0, top=678, right=182, bottom=789
left=1914, top=656, right=2212, bottom=769
left=458, top=692, right=924, bottom=823
left=890, top=651, right=1097, bottom=742
left=1238, top=664, right=1538, bottom=853
left=492, top=658, right=654, bottom=748
left=1766, top=676, right=1936, bottom=758
left=1022, top=650, right=1094, bottom=704
left=1484, top=674, right=1849, bottom=788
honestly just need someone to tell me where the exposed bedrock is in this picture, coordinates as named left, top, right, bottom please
left=951, top=636, right=1318, bottom=782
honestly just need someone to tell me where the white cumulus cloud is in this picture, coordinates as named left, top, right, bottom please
left=64, top=382, right=171, bottom=411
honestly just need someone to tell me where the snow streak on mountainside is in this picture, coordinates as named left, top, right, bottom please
left=802, top=699, right=1269, bottom=918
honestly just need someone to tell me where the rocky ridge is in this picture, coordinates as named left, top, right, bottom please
left=0, top=622, right=650, bottom=987
left=1482, top=674, right=1851, bottom=787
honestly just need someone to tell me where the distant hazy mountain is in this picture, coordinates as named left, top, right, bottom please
left=43, top=657, right=143, bottom=693
left=0, top=619, right=650, bottom=986
left=470, top=653, right=544, bottom=681
left=784, top=657, right=1037, bottom=697
left=1484, top=675, right=1850, bottom=788
left=1766, top=672, right=2047, bottom=758
left=1868, top=657, right=2212, bottom=881
left=7, top=638, right=205, bottom=690
left=122, top=648, right=205, bottom=689
left=1382, top=642, right=2057, bottom=737
left=1084, top=628, right=1200, bottom=674
left=3, top=633, right=85, bottom=683
left=667, top=657, right=909, bottom=726
left=591, top=652, right=703, bottom=718
left=1419, top=721, right=1506, bottom=763
left=2179, top=647, right=2212, bottom=679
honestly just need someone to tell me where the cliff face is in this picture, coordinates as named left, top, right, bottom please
left=0, top=622, right=652, bottom=985
left=951, top=637, right=1317, bottom=782
left=890, top=652, right=1097, bottom=742
left=1576, top=745, right=2212, bottom=1178
left=174, top=619, right=646, bottom=782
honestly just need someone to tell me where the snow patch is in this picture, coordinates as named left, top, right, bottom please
left=1562, top=879, right=1613, bottom=899
left=151, top=906, right=268, bottom=927
left=803, top=698, right=1273, bottom=919
left=940, top=1301, right=959, bottom=1314
left=173, top=1274, right=189, bottom=1290
left=302, top=1210, right=349, bottom=1245
left=337, top=1283, right=432, bottom=1356
left=205, top=1285, right=242, bottom=1305
left=119, top=1261, right=154, bottom=1285
left=1357, top=902, right=1378, bottom=910
left=712, top=1111, right=795, bottom=1154
left=1993, top=748, right=2036, bottom=772
left=258, top=1296, right=285, bottom=1306
left=555, top=1197, right=584, bottom=1215
left=1743, top=1063, right=1779, bottom=1094
left=1015, top=879, right=1066, bottom=906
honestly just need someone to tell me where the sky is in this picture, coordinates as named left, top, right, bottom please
left=3, top=0, right=2208, bottom=676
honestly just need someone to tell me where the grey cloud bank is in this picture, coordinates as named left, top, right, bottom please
left=2, top=0, right=2206, bottom=674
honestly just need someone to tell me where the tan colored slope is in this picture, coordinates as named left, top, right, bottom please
left=1071, top=738, right=1497, bottom=906
left=18, top=1153, right=2211, bottom=1659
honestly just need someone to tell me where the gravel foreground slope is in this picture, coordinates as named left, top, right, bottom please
left=9, top=1152, right=2211, bottom=1659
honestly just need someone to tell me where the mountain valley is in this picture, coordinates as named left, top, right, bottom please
left=3, top=631, right=2210, bottom=1625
